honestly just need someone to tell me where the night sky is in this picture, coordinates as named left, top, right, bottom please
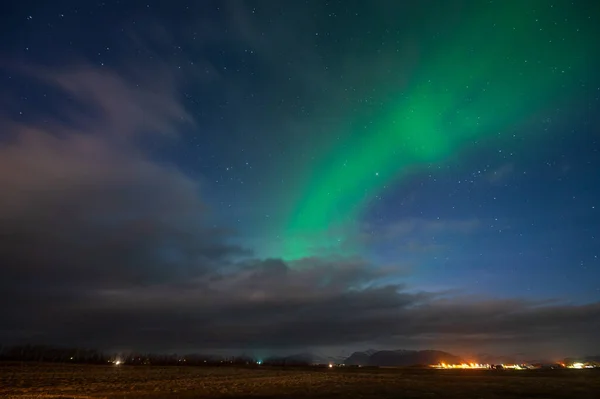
left=1, top=0, right=599, bottom=359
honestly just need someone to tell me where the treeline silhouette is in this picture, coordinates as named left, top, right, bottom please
left=0, top=344, right=317, bottom=367
left=1, top=345, right=108, bottom=364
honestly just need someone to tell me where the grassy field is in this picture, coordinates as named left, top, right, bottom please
left=1, top=362, right=599, bottom=399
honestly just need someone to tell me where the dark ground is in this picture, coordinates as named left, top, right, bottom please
left=1, top=362, right=599, bottom=399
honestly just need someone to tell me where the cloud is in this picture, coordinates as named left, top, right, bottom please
left=0, top=62, right=247, bottom=335
left=381, top=218, right=481, bottom=238
left=359, top=217, right=480, bottom=254
left=0, top=58, right=597, bottom=359
left=23, top=64, right=193, bottom=140
left=0, top=123, right=596, bottom=357
left=486, top=163, right=515, bottom=183
left=2, top=252, right=598, bottom=357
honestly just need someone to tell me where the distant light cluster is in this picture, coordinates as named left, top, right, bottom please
left=432, top=362, right=598, bottom=370
left=432, top=363, right=492, bottom=369
left=567, top=362, right=595, bottom=369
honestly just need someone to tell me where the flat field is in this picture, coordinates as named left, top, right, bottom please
left=1, top=362, right=599, bottom=399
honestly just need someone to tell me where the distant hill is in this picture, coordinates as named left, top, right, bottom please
left=344, top=351, right=371, bottom=365
left=345, top=349, right=462, bottom=367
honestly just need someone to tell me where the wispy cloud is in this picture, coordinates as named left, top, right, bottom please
left=486, top=163, right=515, bottom=183
left=361, top=217, right=480, bottom=246
left=22, top=63, right=193, bottom=140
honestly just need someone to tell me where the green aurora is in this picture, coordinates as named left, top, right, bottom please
left=282, top=1, right=592, bottom=260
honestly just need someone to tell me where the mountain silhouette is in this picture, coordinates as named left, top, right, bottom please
left=345, top=349, right=462, bottom=367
